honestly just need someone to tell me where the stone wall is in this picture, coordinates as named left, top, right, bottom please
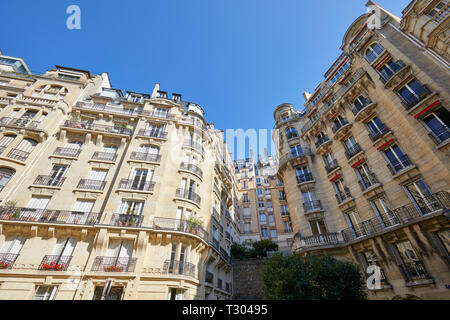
left=232, top=258, right=266, bottom=300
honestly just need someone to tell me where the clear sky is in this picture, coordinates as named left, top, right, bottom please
left=1, top=0, right=411, bottom=158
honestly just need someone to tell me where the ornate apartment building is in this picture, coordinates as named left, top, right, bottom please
left=273, top=0, right=450, bottom=299
left=234, top=153, right=294, bottom=252
left=0, top=51, right=241, bottom=300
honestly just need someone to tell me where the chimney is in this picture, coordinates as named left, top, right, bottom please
left=303, top=91, right=311, bottom=102
left=264, top=147, right=269, bottom=161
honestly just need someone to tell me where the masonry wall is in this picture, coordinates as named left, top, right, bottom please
left=232, top=258, right=266, bottom=300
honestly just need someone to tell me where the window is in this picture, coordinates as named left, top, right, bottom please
left=361, top=251, right=387, bottom=282
left=285, top=127, right=298, bottom=140
left=329, top=61, right=350, bottom=84
left=266, top=201, right=273, bottom=208
left=21, top=196, right=50, bottom=220
left=397, top=79, right=430, bottom=109
left=258, top=201, right=265, bottom=208
left=370, top=197, right=398, bottom=228
left=394, top=241, right=429, bottom=281
left=10, top=138, right=37, bottom=161
left=71, top=200, right=95, bottom=224
left=422, top=106, right=450, bottom=144
left=93, top=285, right=124, bottom=300
left=242, top=193, right=249, bottom=203
left=242, top=181, right=248, bottom=189
left=404, top=180, right=438, bottom=215
left=0, top=168, right=15, bottom=192
left=257, top=188, right=263, bottom=195
left=353, top=95, right=372, bottom=111
left=284, top=221, right=292, bottom=233
left=354, top=162, right=376, bottom=189
left=127, top=168, right=153, bottom=190
left=62, top=141, right=82, bottom=156
left=290, top=144, right=303, bottom=157
left=302, top=191, right=319, bottom=211
left=34, top=286, right=57, bottom=300
left=259, top=213, right=266, bottom=222
left=0, top=236, right=25, bottom=268
left=344, top=210, right=364, bottom=238
left=268, top=215, right=275, bottom=224
left=281, top=205, right=289, bottom=215
left=47, top=165, right=68, bottom=186
left=310, top=220, right=327, bottom=236
left=117, top=200, right=144, bottom=216
left=105, top=240, right=133, bottom=271
left=47, top=238, right=77, bottom=268
left=366, top=117, right=386, bottom=140
left=0, top=135, right=15, bottom=153
left=378, top=59, right=406, bottom=82
left=279, top=191, right=285, bottom=200
left=365, top=43, right=385, bottom=63
left=256, top=178, right=261, bottom=186
left=427, top=1, right=449, bottom=21
left=168, top=288, right=185, bottom=300
left=343, top=136, right=359, bottom=156
left=270, top=229, right=277, bottom=238
left=261, top=227, right=268, bottom=238
left=383, top=144, right=410, bottom=174
left=296, top=166, right=312, bottom=183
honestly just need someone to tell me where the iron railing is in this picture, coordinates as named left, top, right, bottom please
left=7, top=149, right=30, bottom=162
left=325, top=159, right=339, bottom=173
left=175, top=188, right=201, bottom=205
left=296, top=232, right=344, bottom=249
left=358, top=173, right=379, bottom=191
left=378, top=60, right=407, bottom=83
left=278, top=147, right=312, bottom=168
left=91, top=256, right=137, bottom=272
left=400, top=85, right=432, bottom=110
left=130, top=152, right=161, bottom=162
left=33, top=175, right=66, bottom=187
left=386, top=154, right=412, bottom=175
left=296, top=172, right=314, bottom=184
left=331, top=119, right=349, bottom=134
left=110, top=213, right=143, bottom=227
left=183, top=140, right=204, bottom=154
left=0, top=253, right=19, bottom=269
left=368, top=125, right=389, bottom=142
left=118, top=179, right=155, bottom=192
left=344, top=143, right=362, bottom=159
left=53, top=147, right=82, bottom=157
left=303, top=200, right=323, bottom=213
left=163, top=260, right=196, bottom=278
left=153, top=217, right=209, bottom=242
left=180, top=162, right=203, bottom=178
left=92, top=152, right=118, bottom=162
left=0, top=206, right=99, bottom=225
left=39, top=255, right=72, bottom=271
left=315, top=136, right=330, bottom=149
left=336, top=187, right=352, bottom=204
left=75, top=102, right=142, bottom=117
left=402, top=261, right=431, bottom=282
left=63, top=120, right=132, bottom=136
left=141, top=110, right=176, bottom=120
left=427, top=124, right=450, bottom=145
left=351, top=97, right=373, bottom=116
left=137, top=129, right=168, bottom=139
left=77, top=179, right=106, bottom=190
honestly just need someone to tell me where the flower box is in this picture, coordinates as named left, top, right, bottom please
left=0, top=261, right=10, bottom=269
left=41, top=262, right=66, bottom=271
left=104, top=265, right=124, bottom=272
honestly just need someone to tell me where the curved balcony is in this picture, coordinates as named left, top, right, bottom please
left=368, top=125, right=390, bottom=142
left=399, top=84, right=432, bottom=111
left=175, top=188, right=201, bottom=206
left=351, top=98, right=377, bottom=122
left=183, top=140, right=204, bottom=155
left=294, top=232, right=344, bottom=252
left=153, top=217, right=209, bottom=242
left=179, top=162, right=203, bottom=179
left=331, top=119, right=352, bottom=140
left=163, top=260, right=196, bottom=278
left=62, top=121, right=132, bottom=136
left=278, top=147, right=312, bottom=171
left=315, top=136, right=332, bottom=155
left=378, top=60, right=407, bottom=86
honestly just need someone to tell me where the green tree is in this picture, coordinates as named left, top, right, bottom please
left=252, top=240, right=278, bottom=257
left=262, top=254, right=367, bottom=300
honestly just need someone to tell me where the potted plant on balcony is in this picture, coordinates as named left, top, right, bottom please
left=0, top=261, right=9, bottom=269
left=104, top=265, right=124, bottom=272
left=2, top=201, right=20, bottom=220
left=186, top=216, right=203, bottom=236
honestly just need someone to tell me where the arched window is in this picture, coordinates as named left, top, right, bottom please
left=285, top=127, right=298, bottom=140
left=9, top=138, right=38, bottom=161
left=0, top=168, right=15, bottom=192
left=0, top=135, right=16, bottom=154
left=365, top=43, right=385, bottom=64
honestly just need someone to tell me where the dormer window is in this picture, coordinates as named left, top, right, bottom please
left=156, top=91, right=168, bottom=99
left=128, top=95, right=142, bottom=103
left=365, top=43, right=385, bottom=64
left=172, top=93, right=182, bottom=103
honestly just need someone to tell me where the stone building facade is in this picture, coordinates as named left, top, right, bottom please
left=0, top=51, right=240, bottom=300
left=272, top=0, right=449, bottom=299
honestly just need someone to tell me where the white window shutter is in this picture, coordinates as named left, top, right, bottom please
left=119, top=241, right=132, bottom=258
left=106, top=240, right=121, bottom=257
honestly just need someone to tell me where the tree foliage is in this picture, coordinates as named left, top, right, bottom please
left=231, top=240, right=278, bottom=259
left=262, top=254, right=367, bottom=300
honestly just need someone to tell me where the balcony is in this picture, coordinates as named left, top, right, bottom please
left=92, top=152, right=118, bottom=162
left=179, top=162, right=203, bottom=178
left=315, top=136, right=331, bottom=150
left=118, top=179, right=155, bottom=192
left=303, top=200, right=323, bottom=213
left=6, top=149, right=30, bottom=162
left=368, top=125, right=390, bottom=142
left=378, top=60, right=407, bottom=84
left=351, top=97, right=377, bottom=122
left=39, top=255, right=72, bottom=271
left=205, top=270, right=214, bottom=284
left=278, top=147, right=312, bottom=170
left=400, top=85, right=432, bottom=111
left=331, top=119, right=352, bottom=140
left=91, top=256, right=137, bottom=272
left=183, top=140, right=204, bottom=155
left=324, top=159, right=340, bottom=174
left=358, top=173, right=380, bottom=192
left=220, top=247, right=231, bottom=264
left=0, top=117, right=43, bottom=131
left=212, top=238, right=219, bottom=250
left=428, top=124, right=450, bottom=146
left=296, top=173, right=314, bottom=185
left=344, top=143, right=362, bottom=160
left=295, top=232, right=344, bottom=251
left=386, top=155, right=414, bottom=176
left=74, top=101, right=142, bottom=117
left=335, top=187, right=352, bottom=204
left=175, top=188, right=201, bottom=206
left=226, top=231, right=231, bottom=241
left=77, top=179, right=106, bottom=191
left=141, top=110, right=176, bottom=120
left=341, top=191, right=449, bottom=242
left=163, top=260, right=196, bottom=278
left=110, top=213, right=143, bottom=227
left=0, top=206, right=99, bottom=225
left=130, top=152, right=161, bottom=163
left=62, top=121, right=132, bottom=136
left=53, top=147, right=82, bottom=158
left=153, top=217, right=209, bottom=242
left=0, top=253, right=19, bottom=269
left=137, top=129, right=168, bottom=139
left=33, top=175, right=66, bottom=187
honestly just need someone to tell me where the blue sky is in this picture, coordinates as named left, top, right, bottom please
left=1, top=0, right=410, bottom=158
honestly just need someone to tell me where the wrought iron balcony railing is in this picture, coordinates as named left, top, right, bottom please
left=402, top=261, right=431, bottom=282
left=92, top=152, right=118, bottom=162
left=77, top=179, right=106, bottom=190
left=325, top=159, right=339, bottom=173
left=141, top=110, right=176, bottom=120
left=386, top=154, right=412, bottom=175
left=180, top=162, right=203, bottom=178
left=7, top=149, right=30, bottom=162
left=91, top=256, right=137, bottom=272
left=75, top=102, right=142, bottom=117
left=378, top=60, right=407, bottom=83
left=63, top=120, right=132, bottom=136
left=137, top=129, right=168, bottom=139
left=295, top=232, right=344, bottom=249
left=331, top=119, right=349, bottom=134
left=344, top=143, right=362, bottom=159
left=211, top=238, right=219, bottom=250
left=130, top=152, right=161, bottom=162
left=110, top=213, right=143, bottom=227
left=53, top=147, right=82, bottom=158
left=118, top=179, right=155, bottom=192
left=39, top=255, right=72, bottom=271
left=368, top=125, right=389, bottom=142
left=0, top=206, right=99, bottom=225
left=163, top=260, right=196, bottom=278
left=351, top=97, right=373, bottom=116
left=175, top=188, right=201, bottom=205
left=0, top=253, right=19, bottom=269
left=336, top=187, right=352, bottom=204
left=153, top=217, right=209, bottom=242
left=0, top=117, right=42, bottom=130
left=315, top=136, right=330, bottom=149
left=428, top=124, right=450, bottom=145
left=400, top=85, right=432, bottom=110
left=303, top=200, right=323, bottom=213
left=33, top=175, right=66, bottom=187
left=358, top=173, right=379, bottom=191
